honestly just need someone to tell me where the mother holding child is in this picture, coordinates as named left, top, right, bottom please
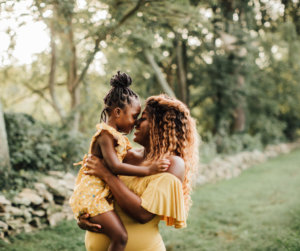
left=69, top=71, right=200, bottom=251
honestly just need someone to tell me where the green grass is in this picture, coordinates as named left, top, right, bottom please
left=160, top=149, right=300, bottom=251
left=1, top=149, right=300, bottom=251
left=0, top=220, right=85, bottom=251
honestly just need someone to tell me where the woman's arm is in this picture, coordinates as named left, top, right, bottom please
left=84, top=155, right=185, bottom=224
left=85, top=156, right=155, bottom=224
left=97, top=132, right=169, bottom=176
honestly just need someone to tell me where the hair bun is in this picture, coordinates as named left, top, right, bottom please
left=110, top=71, right=132, bottom=88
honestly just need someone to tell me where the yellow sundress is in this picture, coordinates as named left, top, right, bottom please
left=85, top=173, right=186, bottom=251
left=69, top=123, right=132, bottom=219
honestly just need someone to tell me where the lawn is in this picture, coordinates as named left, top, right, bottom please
left=1, top=149, right=300, bottom=251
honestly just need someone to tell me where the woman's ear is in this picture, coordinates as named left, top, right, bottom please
left=114, top=107, right=121, bottom=118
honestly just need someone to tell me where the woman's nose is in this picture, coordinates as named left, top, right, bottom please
left=135, top=119, right=140, bottom=128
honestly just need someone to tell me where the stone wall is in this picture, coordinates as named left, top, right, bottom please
left=196, top=141, right=300, bottom=185
left=0, top=141, right=299, bottom=243
left=0, top=171, right=75, bottom=243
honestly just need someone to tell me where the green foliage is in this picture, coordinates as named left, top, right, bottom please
left=200, top=132, right=263, bottom=159
left=1, top=0, right=300, bottom=155
left=0, top=169, right=42, bottom=197
left=2, top=150, right=300, bottom=251
left=215, top=133, right=263, bottom=155
left=249, top=115, right=286, bottom=145
left=4, top=113, right=88, bottom=173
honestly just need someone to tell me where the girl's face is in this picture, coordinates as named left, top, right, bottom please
left=133, top=109, right=150, bottom=146
left=117, top=98, right=141, bottom=134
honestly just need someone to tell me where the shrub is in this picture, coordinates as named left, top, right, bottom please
left=199, top=131, right=217, bottom=163
left=4, top=113, right=88, bottom=173
left=0, top=168, right=42, bottom=197
left=250, top=115, right=287, bottom=145
left=201, top=132, right=264, bottom=156
left=215, top=133, right=263, bottom=155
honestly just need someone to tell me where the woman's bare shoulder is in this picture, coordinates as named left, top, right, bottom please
left=166, top=156, right=185, bottom=182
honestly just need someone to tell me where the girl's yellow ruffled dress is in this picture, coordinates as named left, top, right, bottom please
left=69, top=123, right=132, bottom=219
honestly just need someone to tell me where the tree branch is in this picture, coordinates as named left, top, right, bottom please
left=118, top=0, right=144, bottom=27
left=23, top=83, right=54, bottom=108
left=73, top=0, right=144, bottom=89
left=143, top=48, right=176, bottom=97
left=8, top=94, right=34, bottom=106
left=67, top=18, right=78, bottom=92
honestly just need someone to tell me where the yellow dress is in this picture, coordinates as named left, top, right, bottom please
left=69, top=123, right=132, bottom=219
left=85, top=173, right=186, bottom=251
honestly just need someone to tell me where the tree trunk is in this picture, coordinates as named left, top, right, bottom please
left=221, top=1, right=246, bottom=133
left=233, top=9, right=246, bottom=133
left=233, top=74, right=245, bottom=132
left=233, top=106, right=245, bottom=131
left=49, top=18, right=66, bottom=121
left=70, top=86, right=81, bottom=131
left=176, top=40, right=188, bottom=105
left=0, top=101, right=11, bottom=171
left=143, top=48, right=176, bottom=97
left=67, top=18, right=81, bottom=131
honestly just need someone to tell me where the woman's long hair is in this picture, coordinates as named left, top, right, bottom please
left=144, top=94, right=200, bottom=214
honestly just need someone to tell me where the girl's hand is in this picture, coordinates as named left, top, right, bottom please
left=83, top=154, right=113, bottom=180
left=149, top=159, right=170, bottom=175
left=77, top=213, right=102, bottom=233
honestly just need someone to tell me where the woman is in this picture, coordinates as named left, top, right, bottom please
left=78, top=94, right=200, bottom=251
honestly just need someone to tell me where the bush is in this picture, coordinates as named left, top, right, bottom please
left=0, top=168, right=42, bottom=197
left=201, top=132, right=264, bottom=156
left=216, top=133, right=264, bottom=155
left=4, top=113, right=88, bottom=173
left=199, top=131, right=217, bottom=163
left=250, top=115, right=287, bottom=145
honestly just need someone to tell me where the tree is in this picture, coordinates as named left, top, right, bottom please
left=0, top=100, right=11, bottom=171
left=1, top=0, right=145, bottom=131
left=1, top=0, right=300, bottom=149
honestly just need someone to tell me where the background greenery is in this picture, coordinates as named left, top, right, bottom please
left=1, top=0, right=300, bottom=143
left=0, top=1, right=299, bottom=249
left=0, top=113, right=88, bottom=193
left=1, top=148, right=299, bottom=251
left=1, top=0, right=299, bottom=181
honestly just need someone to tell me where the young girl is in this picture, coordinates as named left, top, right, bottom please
left=69, top=71, right=170, bottom=251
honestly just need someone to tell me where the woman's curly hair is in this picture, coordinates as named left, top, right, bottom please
left=144, top=94, right=200, bottom=214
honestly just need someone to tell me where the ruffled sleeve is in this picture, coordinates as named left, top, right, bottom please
left=91, top=123, right=131, bottom=161
left=140, top=173, right=186, bottom=229
left=74, top=123, right=131, bottom=170
left=123, top=136, right=132, bottom=151
left=94, top=123, right=125, bottom=148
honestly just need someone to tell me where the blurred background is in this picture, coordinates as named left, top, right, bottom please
left=0, top=0, right=300, bottom=250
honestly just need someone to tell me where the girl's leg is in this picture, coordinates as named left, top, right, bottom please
left=89, top=211, right=128, bottom=251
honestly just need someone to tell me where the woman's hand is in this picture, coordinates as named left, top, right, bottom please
left=77, top=213, right=102, bottom=233
left=83, top=154, right=114, bottom=181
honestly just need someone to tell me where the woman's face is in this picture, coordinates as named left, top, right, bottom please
left=133, top=109, right=150, bottom=146
left=117, top=98, right=141, bottom=134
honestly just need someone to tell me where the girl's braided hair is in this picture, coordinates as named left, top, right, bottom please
left=144, top=94, right=201, bottom=215
left=100, top=71, right=139, bottom=122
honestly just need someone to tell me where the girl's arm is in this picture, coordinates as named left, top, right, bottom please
left=83, top=155, right=185, bottom=224
left=97, top=131, right=169, bottom=176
